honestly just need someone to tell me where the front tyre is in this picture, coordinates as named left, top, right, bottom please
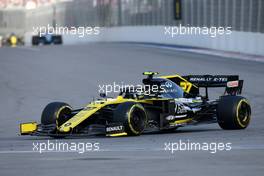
left=113, top=102, right=147, bottom=136
left=217, top=96, right=251, bottom=130
left=41, top=102, right=72, bottom=127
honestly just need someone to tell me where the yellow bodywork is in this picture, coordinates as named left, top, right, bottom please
left=58, top=96, right=156, bottom=133
left=160, top=74, right=198, bottom=93
left=10, top=36, right=18, bottom=47
left=107, top=132, right=128, bottom=137
left=20, top=122, right=38, bottom=135
left=169, top=118, right=193, bottom=126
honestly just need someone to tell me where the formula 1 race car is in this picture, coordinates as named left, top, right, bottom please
left=20, top=72, right=251, bottom=137
left=2, top=33, right=24, bottom=47
left=32, top=33, right=62, bottom=46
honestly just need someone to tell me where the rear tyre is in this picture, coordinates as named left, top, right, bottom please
left=53, top=35, right=63, bottom=45
left=41, top=102, right=72, bottom=127
left=113, top=102, right=147, bottom=136
left=32, top=36, right=39, bottom=46
left=217, top=96, right=251, bottom=130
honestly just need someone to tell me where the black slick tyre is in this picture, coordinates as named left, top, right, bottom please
left=217, top=96, right=251, bottom=130
left=113, top=102, right=147, bottom=136
left=41, top=102, right=72, bottom=127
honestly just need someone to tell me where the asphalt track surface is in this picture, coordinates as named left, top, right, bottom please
left=0, top=43, right=263, bottom=176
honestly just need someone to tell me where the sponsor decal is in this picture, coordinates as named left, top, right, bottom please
left=175, top=103, right=188, bottom=114
left=189, top=77, right=228, bottom=82
left=166, top=114, right=187, bottom=121
left=227, top=81, right=239, bottom=88
left=106, top=125, right=124, bottom=132
left=165, top=81, right=173, bottom=88
left=83, top=107, right=96, bottom=111
left=64, top=122, right=71, bottom=127
left=176, top=98, right=193, bottom=103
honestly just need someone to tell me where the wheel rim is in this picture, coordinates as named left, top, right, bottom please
left=57, top=107, right=72, bottom=126
left=130, top=108, right=146, bottom=133
left=237, top=101, right=250, bottom=126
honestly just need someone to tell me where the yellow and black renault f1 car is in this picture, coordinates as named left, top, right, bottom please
left=20, top=72, right=251, bottom=137
left=2, top=33, right=24, bottom=47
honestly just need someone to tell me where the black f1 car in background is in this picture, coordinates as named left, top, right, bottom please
left=20, top=72, right=251, bottom=137
left=32, top=32, right=63, bottom=46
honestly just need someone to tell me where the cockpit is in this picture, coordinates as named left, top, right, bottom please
left=157, top=78, right=184, bottom=98
left=119, top=77, right=184, bottom=99
left=144, top=78, right=184, bottom=99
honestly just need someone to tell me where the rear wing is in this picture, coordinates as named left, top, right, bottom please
left=182, top=75, right=244, bottom=96
left=160, top=74, right=244, bottom=98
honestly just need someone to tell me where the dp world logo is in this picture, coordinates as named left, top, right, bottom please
left=165, top=81, right=173, bottom=88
